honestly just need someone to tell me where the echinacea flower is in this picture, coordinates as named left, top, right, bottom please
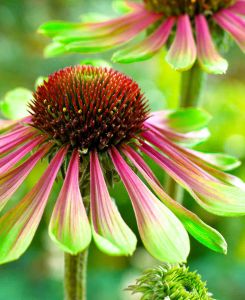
left=0, top=65, right=244, bottom=265
left=39, top=0, right=245, bottom=74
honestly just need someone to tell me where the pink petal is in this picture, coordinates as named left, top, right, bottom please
left=0, top=146, right=67, bottom=264
left=122, top=144, right=160, bottom=186
left=195, top=14, right=228, bottom=74
left=229, top=0, right=245, bottom=14
left=124, top=1, right=144, bottom=10
left=110, top=146, right=189, bottom=263
left=122, top=145, right=227, bottom=254
left=112, top=17, right=175, bottom=63
left=83, top=6, right=150, bottom=32
left=0, top=116, right=32, bottom=133
left=66, top=13, right=162, bottom=53
left=0, top=120, right=17, bottom=131
left=49, top=150, right=91, bottom=254
left=90, top=150, right=136, bottom=256
left=213, top=9, right=245, bottom=51
left=144, top=122, right=245, bottom=189
left=145, top=111, right=210, bottom=146
left=141, top=142, right=245, bottom=216
left=174, top=147, right=245, bottom=189
left=166, top=15, right=197, bottom=71
left=0, top=143, right=52, bottom=211
left=142, top=129, right=214, bottom=181
left=56, top=7, right=161, bottom=43
left=0, top=136, right=44, bottom=174
left=0, top=127, right=36, bottom=155
left=0, top=126, right=31, bottom=142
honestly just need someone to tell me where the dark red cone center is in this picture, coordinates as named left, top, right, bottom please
left=30, top=65, right=148, bottom=153
left=144, top=0, right=235, bottom=16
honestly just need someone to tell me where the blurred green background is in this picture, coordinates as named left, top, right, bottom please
left=0, top=0, right=245, bottom=299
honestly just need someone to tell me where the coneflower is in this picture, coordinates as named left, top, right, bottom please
left=39, top=0, right=245, bottom=73
left=0, top=65, right=244, bottom=265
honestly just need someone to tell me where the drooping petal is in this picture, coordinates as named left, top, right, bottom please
left=0, top=120, right=16, bottom=132
left=60, top=9, right=154, bottom=42
left=143, top=125, right=245, bottom=189
left=183, top=149, right=241, bottom=171
left=39, top=7, right=148, bottom=38
left=0, top=143, right=52, bottom=211
left=49, top=150, right=91, bottom=255
left=112, top=17, right=175, bottom=63
left=175, top=148, right=245, bottom=189
left=0, top=136, right=44, bottom=174
left=0, top=146, right=67, bottom=264
left=44, top=42, right=68, bottom=57
left=145, top=109, right=211, bottom=146
left=0, top=126, right=31, bottom=144
left=213, top=9, right=245, bottom=52
left=147, top=108, right=211, bottom=133
left=63, top=14, right=161, bottom=54
left=90, top=150, right=137, bottom=256
left=142, top=129, right=214, bottom=182
left=150, top=126, right=210, bottom=146
left=124, top=1, right=144, bottom=10
left=122, top=145, right=227, bottom=254
left=40, top=7, right=161, bottom=56
left=166, top=15, right=197, bottom=71
left=0, top=127, right=35, bottom=155
left=229, top=0, right=245, bottom=15
left=141, top=143, right=245, bottom=217
left=110, top=146, right=190, bottom=263
left=195, top=14, right=228, bottom=74
left=186, top=156, right=245, bottom=188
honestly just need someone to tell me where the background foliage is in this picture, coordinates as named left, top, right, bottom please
left=0, top=0, right=244, bottom=299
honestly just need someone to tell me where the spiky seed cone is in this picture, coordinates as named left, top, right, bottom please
left=30, top=65, right=148, bottom=153
left=144, top=0, right=236, bottom=15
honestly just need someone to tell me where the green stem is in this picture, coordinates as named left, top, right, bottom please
left=166, top=63, right=205, bottom=202
left=180, top=62, right=206, bottom=108
left=166, top=175, right=184, bottom=203
left=64, top=194, right=90, bottom=300
left=64, top=250, right=88, bottom=300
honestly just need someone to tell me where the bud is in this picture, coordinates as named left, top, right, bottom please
left=128, top=263, right=214, bottom=300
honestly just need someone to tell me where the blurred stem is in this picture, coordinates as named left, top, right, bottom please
left=166, top=175, right=184, bottom=203
left=166, top=63, right=205, bottom=202
left=180, top=62, right=206, bottom=107
left=64, top=194, right=90, bottom=300
left=64, top=250, right=88, bottom=300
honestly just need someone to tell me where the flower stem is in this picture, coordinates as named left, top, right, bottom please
left=64, top=193, right=90, bottom=300
left=180, top=62, right=206, bottom=108
left=166, top=63, right=205, bottom=202
left=64, top=250, right=88, bottom=300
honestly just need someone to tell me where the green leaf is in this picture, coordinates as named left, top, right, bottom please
left=166, top=108, right=211, bottom=133
left=0, top=88, right=32, bottom=119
